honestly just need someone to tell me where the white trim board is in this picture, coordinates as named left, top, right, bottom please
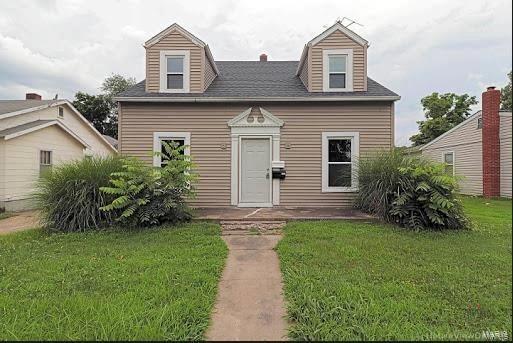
left=229, top=108, right=283, bottom=207
left=152, top=131, right=191, bottom=167
left=321, top=131, right=359, bottom=193
left=115, top=95, right=401, bottom=102
left=322, top=49, right=354, bottom=92
left=159, top=50, right=191, bottom=93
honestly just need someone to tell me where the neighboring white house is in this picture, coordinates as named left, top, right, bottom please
left=0, top=94, right=117, bottom=211
left=421, top=87, right=512, bottom=198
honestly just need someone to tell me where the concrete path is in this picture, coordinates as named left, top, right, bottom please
left=206, top=232, right=288, bottom=341
left=0, top=211, right=39, bottom=235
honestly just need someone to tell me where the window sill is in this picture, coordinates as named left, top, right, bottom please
left=322, top=187, right=358, bottom=193
left=158, top=88, right=189, bottom=93
left=323, top=87, right=354, bottom=92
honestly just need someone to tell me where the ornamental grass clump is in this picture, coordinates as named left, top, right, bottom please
left=100, top=141, right=196, bottom=227
left=35, top=156, right=123, bottom=232
left=355, top=149, right=469, bottom=230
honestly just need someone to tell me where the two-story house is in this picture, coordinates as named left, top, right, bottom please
left=116, top=22, right=400, bottom=208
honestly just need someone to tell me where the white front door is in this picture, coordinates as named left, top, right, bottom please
left=240, top=138, right=271, bottom=205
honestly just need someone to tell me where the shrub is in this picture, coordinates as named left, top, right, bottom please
left=35, top=156, right=123, bottom=232
left=355, top=149, right=469, bottom=230
left=100, top=142, right=195, bottom=227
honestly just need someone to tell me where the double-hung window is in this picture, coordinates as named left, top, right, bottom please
left=322, top=132, right=359, bottom=192
left=39, top=150, right=52, bottom=177
left=159, top=50, right=190, bottom=93
left=323, top=49, right=353, bottom=92
left=443, top=152, right=455, bottom=176
left=153, top=132, right=191, bottom=167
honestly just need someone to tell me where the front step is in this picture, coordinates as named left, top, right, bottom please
left=220, top=221, right=286, bottom=235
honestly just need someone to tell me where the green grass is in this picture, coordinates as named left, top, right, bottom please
left=0, top=223, right=227, bottom=340
left=277, top=197, right=512, bottom=340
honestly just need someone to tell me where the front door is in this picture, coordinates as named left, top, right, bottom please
left=240, top=138, right=271, bottom=205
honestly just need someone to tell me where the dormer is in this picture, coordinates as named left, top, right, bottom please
left=296, top=22, right=369, bottom=92
left=144, top=23, right=219, bottom=93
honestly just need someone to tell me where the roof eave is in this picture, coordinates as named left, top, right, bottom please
left=114, top=95, right=401, bottom=102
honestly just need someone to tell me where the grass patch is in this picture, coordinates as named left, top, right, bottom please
left=0, top=223, right=227, bottom=340
left=277, top=197, right=512, bottom=340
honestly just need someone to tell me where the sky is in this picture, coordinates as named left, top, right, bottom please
left=0, top=0, right=511, bottom=146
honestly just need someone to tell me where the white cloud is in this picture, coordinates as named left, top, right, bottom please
left=0, top=0, right=511, bottom=145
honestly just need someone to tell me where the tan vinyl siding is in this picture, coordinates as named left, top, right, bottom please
left=119, top=102, right=393, bottom=208
left=298, top=53, right=309, bottom=90
left=422, top=115, right=483, bottom=195
left=145, top=30, right=203, bottom=93
left=500, top=114, right=512, bottom=198
left=310, top=30, right=366, bottom=92
left=204, top=53, right=217, bottom=90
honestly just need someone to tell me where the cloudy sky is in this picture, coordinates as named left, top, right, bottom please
left=1, top=0, right=511, bottom=145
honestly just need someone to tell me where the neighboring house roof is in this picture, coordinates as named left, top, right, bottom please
left=102, top=134, right=118, bottom=149
left=420, top=111, right=483, bottom=151
left=0, top=119, right=89, bottom=147
left=117, top=61, right=399, bottom=102
left=0, top=100, right=61, bottom=117
left=0, top=99, right=117, bottom=152
left=144, top=23, right=219, bottom=75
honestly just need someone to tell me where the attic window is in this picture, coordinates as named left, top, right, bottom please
left=159, top=50, right=190, bottom=93
left=323, top=49, right=353, bottom=92
left=58, top=106, right=64, bottom=118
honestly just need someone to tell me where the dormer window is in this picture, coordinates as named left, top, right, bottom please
left=159, top=50, right=190, bottom=93
left=323, top=49, right=353, bottom=92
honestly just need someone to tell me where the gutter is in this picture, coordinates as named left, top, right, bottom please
left=114, top=95, right=401, bottom=102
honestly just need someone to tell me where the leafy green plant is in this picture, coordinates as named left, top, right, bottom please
left=100, top=142, right=196, bottom=227
left=355, top=149, right=469, bottom=230
left=34, top=156, right=123, bottom=232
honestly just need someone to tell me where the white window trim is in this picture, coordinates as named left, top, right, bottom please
left=159, top=50, right=190, bottom=93
left=153, top=132, right=191, bottom=167
left=322, top=132, right=359, bottom=192
left=442, top=151, right=455, bottom=176
left=322, top=49, right=353, bottom=92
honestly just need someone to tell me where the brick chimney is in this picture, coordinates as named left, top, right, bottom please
left=482, top=86, right=501, bottom=197
left=26, top=93, right=42, bottom=100
left=259, top=53, right=267, bottom=62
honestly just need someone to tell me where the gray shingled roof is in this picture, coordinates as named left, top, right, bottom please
left=0, top=100, right=61, bottom=116
left=0, top=120, right=55, bottom=137
left=117, top=61, right=398, bottom=100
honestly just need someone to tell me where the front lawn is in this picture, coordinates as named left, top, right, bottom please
left=0, top=223, right=227, bottom=340
left=277, top=197, right=512, bottom=340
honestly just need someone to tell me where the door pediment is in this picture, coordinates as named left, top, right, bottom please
left=228, top=107, right=284, bottom=128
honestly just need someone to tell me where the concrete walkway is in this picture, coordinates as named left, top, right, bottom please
left=207, top=232, right=288, bottom=341
left=0, top=211, right=39, bottom=235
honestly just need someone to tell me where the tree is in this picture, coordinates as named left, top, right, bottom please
left=501, top=71, right=512, bottom=111
left=73, top=74, right=136, bottom=138
left=73, top=92, right=113, bottom=136
left=409, top=93, right=477, bottom=146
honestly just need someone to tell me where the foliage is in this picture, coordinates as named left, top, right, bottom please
left=72, top=74, right=136, bottom=138
left=100, top=142, right=196, bottom=227
left=277, top=196, right=512, bottom=340
left=34, top=156, right=123, bottom=232
left=0, top=223, right=227, bottom=340
left=410, top=92, right=478, bottom=146
left=72, top=92, right=114, bottom=136
left=355, top=149, right=469, bottom=230
left=501, top=70, right=512, bottom=111
left=101, top=73, right=137, bottom=98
